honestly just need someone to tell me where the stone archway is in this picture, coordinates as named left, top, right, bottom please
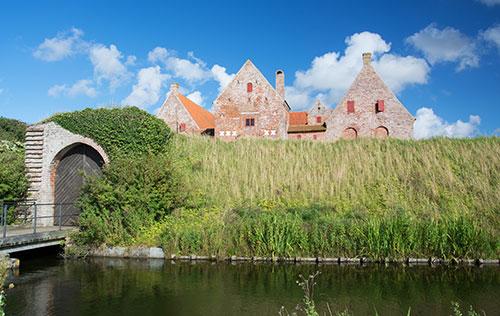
left=25, top=122, right=109, bottom=226
left=375, top=126, right=389, bottom=139
left=53, top=143, right=105, bottom=225
left=342, top=127, right=358, bottom=140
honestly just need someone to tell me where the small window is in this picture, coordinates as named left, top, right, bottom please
left=313, top=135, right=318, bottom=140
left=297, top=135, right=302, bottom=139
left=316, top=116, right=322, bottom=123
left=179, top=123, right=186, bottom=132
left=347, top=100, right=355, bottom=113
left=247, top=82, right=253, bottom=93
left=245, top=118, right=255, bottom=127
left=376, top=100, right=385, bottom=113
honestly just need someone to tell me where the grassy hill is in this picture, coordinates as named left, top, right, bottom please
left=173, top=136, right=499, bottom=220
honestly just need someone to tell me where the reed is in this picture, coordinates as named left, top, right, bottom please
left=154, top=206, right=498, bottom=259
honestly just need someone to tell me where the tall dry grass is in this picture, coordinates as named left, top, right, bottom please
left=172, top=136, right=499, bottom=225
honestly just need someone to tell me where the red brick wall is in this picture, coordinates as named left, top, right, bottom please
left=213, top=60, right=289, bottom=140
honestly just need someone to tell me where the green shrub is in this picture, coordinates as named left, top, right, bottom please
left=77, top=151, right=188, bottom=246
left=46, top=107, right=172, bottom=160
left=0, top=117, right=26, bottom=143
left=0, top=148, right=28, bottom=202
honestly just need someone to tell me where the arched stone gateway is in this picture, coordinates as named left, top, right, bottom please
left=25, top=122, right=109, bottom=226
left=342, top=127, right=358, bottom=140
left=375, top=126, right=389, bottom=139
left=53, top=143, right=105, bottom=225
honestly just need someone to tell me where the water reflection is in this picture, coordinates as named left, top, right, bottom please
left=5, top=258, right=500, bottom=316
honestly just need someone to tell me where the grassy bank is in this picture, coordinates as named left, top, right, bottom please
left=173, top=136, right=499, bottom=219
left=76, top=131, right=499, bottom=259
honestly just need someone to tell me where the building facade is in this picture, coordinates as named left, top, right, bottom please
left=157, top=83, right=215, bottom=135
left=212, top=60, right=290, bottom=140
left=325, top=53, right=415, bottom=140
left=157, top=53, right=415, bottom=141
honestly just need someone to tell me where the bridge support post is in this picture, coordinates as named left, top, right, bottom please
left=33, top=203, right=37, bottom=234
left=2, top=203, right=6, bottom=238
left=58, top=205, right=62, bottom=231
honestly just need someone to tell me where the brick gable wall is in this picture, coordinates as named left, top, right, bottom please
left=325, top=54, right=414, bottom=140
left=213, top=60, right=289, bottom=140
left=157, top=92, right=199, bottom=133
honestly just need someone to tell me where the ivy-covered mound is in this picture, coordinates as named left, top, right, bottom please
left=43, top=107, right=188, bottom=250
left=46, top=107, right=173, bottom=160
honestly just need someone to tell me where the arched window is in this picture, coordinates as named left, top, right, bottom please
left=179, top=123, right=186, bottom=132
left=247, top=82, right=253, bottom=93
left=342, top=127, right=357, bottom=140
left=375, top=126, right=389, bottom=138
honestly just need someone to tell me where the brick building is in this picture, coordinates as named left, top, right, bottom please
left=157, top=83, right=215, bottom=135
left=157, top=53, right=414, bottom=141
left=325, top=53, right=414, bottom=140
left=212, top=60, right=290, bottom=140
left=287, top=101, right=329, bottom=140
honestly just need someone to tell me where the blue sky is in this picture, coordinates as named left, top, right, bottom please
left=0, top=0, right=499, bottom=138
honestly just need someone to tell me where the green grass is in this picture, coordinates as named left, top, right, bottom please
left=173, top=136, right=499, bottom=219
left=75, top=134, right=499, bottom=259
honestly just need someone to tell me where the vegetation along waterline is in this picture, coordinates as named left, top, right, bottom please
left=1, top=108, right=499, bottom=259
left=52, top=108, right=497, bottom=260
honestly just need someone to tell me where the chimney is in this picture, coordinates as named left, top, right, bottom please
left=170, top=83, right=179, bottom=95
left=275, top=70, right=285, bottom=98
left=362, top=52, right=372, bottom=65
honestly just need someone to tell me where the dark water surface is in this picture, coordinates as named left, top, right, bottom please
left=4, top=256, right=499, bottom=316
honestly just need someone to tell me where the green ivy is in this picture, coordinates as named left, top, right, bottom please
left=46, top=107, right=173, bottom=160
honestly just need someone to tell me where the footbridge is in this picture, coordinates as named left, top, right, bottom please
left=0, top=202, right=78, bottom=255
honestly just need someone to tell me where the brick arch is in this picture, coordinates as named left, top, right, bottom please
left=342, top=127, right=358, bottom=140
left=25, top=122, right=109, bottom=225
left=374, top=126, right=389, bottom=138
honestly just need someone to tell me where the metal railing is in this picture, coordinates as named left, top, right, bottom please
left=0, top=200, right=80, bottom=239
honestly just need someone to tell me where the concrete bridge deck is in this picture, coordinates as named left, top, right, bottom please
left=0, top=226, right=77, bottom=254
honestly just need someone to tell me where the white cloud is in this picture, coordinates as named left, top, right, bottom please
left=374, top=54, right=430, bottom=93
left=481, top=25, right=500, bottom=51
left=125, top=55, right=137, bottom=66
left=284, top=86, right=312, bottom=110
left=406, top=24, right=479, bottom=71
left=413, top=107, right=481, bottom=139
left=89, top=44, right=131, bottom=89
left=48, top=79, right=97, bottom=98
left=33, top=28, right=85, bottom=62
left=211, top=64, right=235, bottom=91
left=148, top=47, right=169, bottom=64
left=476, top=0, right=500, bottom=6
left=288, top=31, right=430, bottom=109
left=122, top=66, right=169, bottom=108
left=186, top=90, right=204, bottom=105
left=147, top=47, right=212, bottom=83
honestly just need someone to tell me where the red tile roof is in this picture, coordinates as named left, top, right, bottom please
left=289, top=112, right=308, bottom=125
left=177, top=93, right=215, bottom=130
left=288, top=124, right=327, bottom=133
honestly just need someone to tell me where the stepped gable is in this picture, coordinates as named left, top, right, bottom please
left=308, top=99, right=331, bottom=125
left=325, top=53, right=415, bottom=140
left=157, top=83, right=215, bottom=134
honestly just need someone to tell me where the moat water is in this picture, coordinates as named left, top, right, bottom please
left=4, top=254, right=500, bottom=316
